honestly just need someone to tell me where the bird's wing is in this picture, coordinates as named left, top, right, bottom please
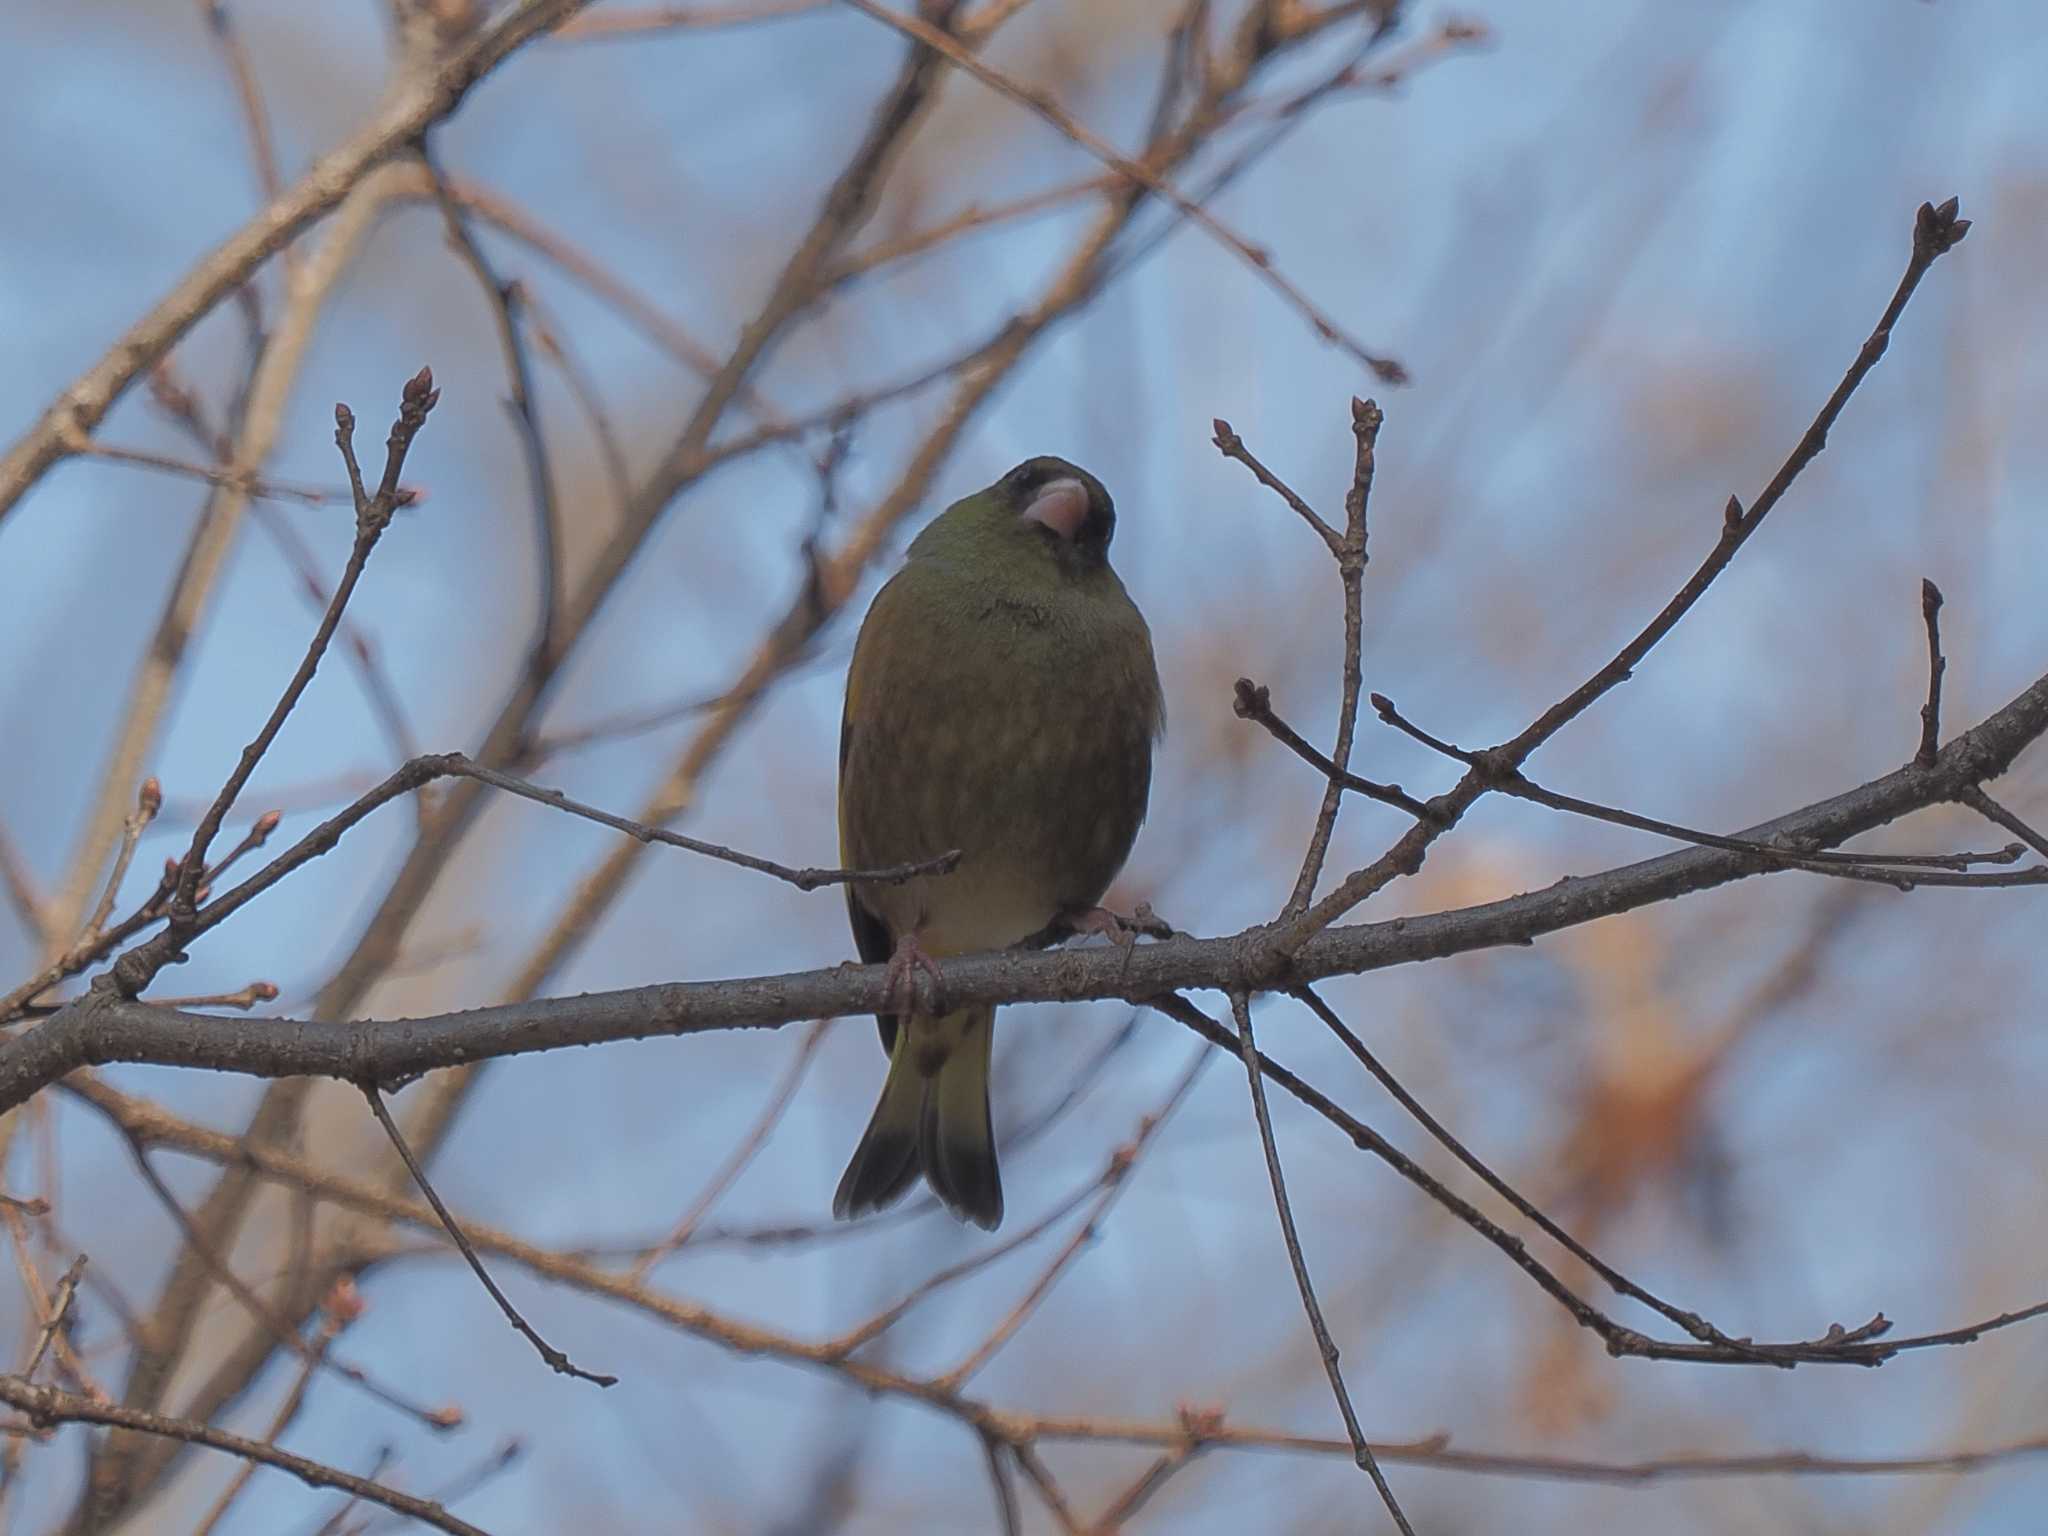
left=840, top=635, right=900, bottom=1054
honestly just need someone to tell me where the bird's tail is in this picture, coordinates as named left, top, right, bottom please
left=833, top=1005, right=1002, bottom=1230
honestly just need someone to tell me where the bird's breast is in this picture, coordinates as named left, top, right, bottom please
left=842, top=597, right=1155, bottom=956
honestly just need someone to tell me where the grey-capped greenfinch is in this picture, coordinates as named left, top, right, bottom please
left=833, top=456, right=1163, bottom=1229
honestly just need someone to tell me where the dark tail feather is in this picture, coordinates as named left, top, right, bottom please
left=833, top=1042, right=923, bottom=1221
left=919, top=1007, right=1002, bottom=1230
left=834, top=1006, right=1003, bottom=1229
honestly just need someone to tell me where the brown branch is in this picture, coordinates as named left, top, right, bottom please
left=1917, top=577, right=1946, bottom=766
left=188, top=1282, right=353, bottom=1536
left=0, top=0, right=594, bottom=530
left=518, top=284, right=631, bottom=520
left=1291, top=982, right=1775, bottom=1362
left=361, top=1086, right=615, bottom=1387
left=81, top=778, right=162, bottom=945
left=1210, top=417, right=1341, bottom=555
left=145, top=362, right=425, bottom=777
left=554, top=0, right=828, bottom=36
left=1011, top=1440, right=1084, bottom=1535
left=1283, top=195, right=1973, bottom=944
left=1227, top=994, right=1413, bottom=1534
left=0, top=1375, right=487, bottom=1535
left=69, top=1072, right=2048, bottom=1499
left=40, top=165, right=407, bottom=983
left=155, top=370, right=438, bottom=954
left=112, top=1126, right=451, bottom=1429
left=838, top=0, right=1408, bottom=383
left=0, top=822, right=46, bottom=947
left=981, top=1430, right=1023, bottom=1536
left=1237, top=680, right=1432, bottom=819
left=1088, top=1439, right=1200, bottom=1532
left=1024, top=1414, right=2048, bottom=1484
left=142, top=982, right=279, bottom=1012
left=826, top=173, right=1115, bottom=293
left=10, top=657, right=2048, bottom=1129
left=627, top=1018, right=832, bottom=1282
left=420, top=754, right=961, bottom=893
left=421, top=149, right=561, bottom=668
left=62, top=440, right=353, bottom=504
left=1365, top=693, right=2040, bottom=886
left=1957, top=784, right=2048, bottom=862
left=931, top=1044, right=1209, bottom=1386
left=1302, top=403, right=1384, bottom=925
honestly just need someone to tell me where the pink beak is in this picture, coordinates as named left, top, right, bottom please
left=1022, top=477, right=1090, bottom=541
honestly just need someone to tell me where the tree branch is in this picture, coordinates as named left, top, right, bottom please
left=11, top=661, right=2044, bottom=1115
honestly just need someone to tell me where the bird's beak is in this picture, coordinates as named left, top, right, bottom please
left=1021, top=478, right=1090, bottom=541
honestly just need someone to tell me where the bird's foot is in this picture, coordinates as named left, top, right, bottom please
left=884, top=933, right=946, bottom=1017
left=1064, top=905, right=1139, bottom=947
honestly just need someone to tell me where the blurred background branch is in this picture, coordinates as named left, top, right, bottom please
left=1, top=1, right=2045, bottom=1532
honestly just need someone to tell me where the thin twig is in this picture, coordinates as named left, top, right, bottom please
left=189, top=1284, right=355, bottom=1536
left=421, top=753, right=961, bottom=893
left=1089, top=1440, right=1200, bottom=1532
left=554, top=0, right=828, bottom=36
left=627, top=1019, right=832, bottom=1282
left=1370, top=694, right=2037, bottom=885
left=421, top=149, right=561, bottom=670
left=1211, top=417, right=1341, bottom=554
left=1957, top=784, right=2048, bottom=862
left=80, top=779, right=162, bottom=945
left=837, top=0, right=1407, bottom=383
left=0, top=1375, right=486, bottom=1536
left=360, top=1086, right=616, bottom=1387
left=1238, top=680, right=1431, bottom=818
left=0, top=823, right=46, bottom=946
left=161, top=370, right=438, bottom=948
left=519, top=284, right=631, bottom=519
left=982, top=1430, right=1023, bottom=1536
left=144, top=982, right=278, bottom=1012
left=65, top=440, right=351, bottom=504
left=1011, top=1440, right=1084, bottom=1536
left=1917, top=577, right=1946, bottom=766
left=1286, top=196, right=1974, bottom=945
left=21, top=1256, right=86, bottom=1381
left=1227, top=993, right=1414, bottom=1534
left=0, top=0, right=594, bottom=529
left=113, top=1129, right=452, bottom=1427
left=935, top=1045, right=1210, bottom=1389
left=1292, top=983, right=1775, bottom=1361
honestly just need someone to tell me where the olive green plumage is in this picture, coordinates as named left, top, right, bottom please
left=833, top=456, right=1163, bottom=1229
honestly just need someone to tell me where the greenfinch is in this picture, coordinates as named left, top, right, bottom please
left=833, top=456, right=1164, bottom=1229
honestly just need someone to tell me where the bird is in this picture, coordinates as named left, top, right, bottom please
left=832, top=455, right=1164, bottom=1230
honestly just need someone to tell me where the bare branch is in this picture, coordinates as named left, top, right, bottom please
left=1286, top=195, right=1973, bottom=943
left=9, top=658, right=2046, bottom=1124
left=0, top=0, right=596, bottom=530
left=1228, top=994, right=1413, bottom=1533
left=156, top=370, right=438, bottom=951
left=361, top=1087, right=615, bottom=1387
left=1917, top=577, right=1946, bottom=766
left=838, top=0, right=1408, bottom=383
left=1958, top=784, right=2048, bottom=861
left=0, top=1375, right=487, bottom=1535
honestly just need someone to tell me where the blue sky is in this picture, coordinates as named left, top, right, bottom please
left=2, top=1, right=2047, bottom=1531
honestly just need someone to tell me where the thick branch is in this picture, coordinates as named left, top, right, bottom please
left=10, top=662, right=2043, bottom=1113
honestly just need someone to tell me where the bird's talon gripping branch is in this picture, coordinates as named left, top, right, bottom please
left=882, top=933, right=946, bottom=1018
left=1064, top=905, right=1139, bottom=947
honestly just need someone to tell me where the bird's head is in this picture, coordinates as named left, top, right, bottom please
left=910, top=456, right=1119, bottom=579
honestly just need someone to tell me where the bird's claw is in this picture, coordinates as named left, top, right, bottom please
left=884, top=934, right=946, bottom=1017
left=1065, top=905, right=1139, bottom=947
